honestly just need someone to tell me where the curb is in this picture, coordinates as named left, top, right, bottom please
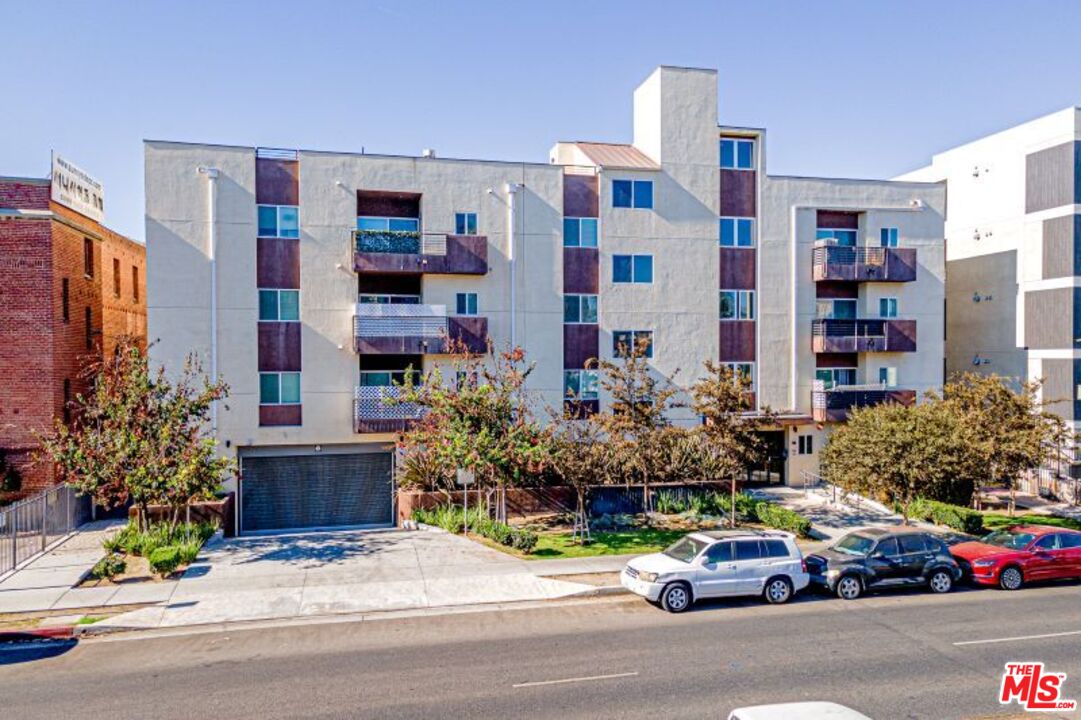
left=567, top=584, right=628, bottom=598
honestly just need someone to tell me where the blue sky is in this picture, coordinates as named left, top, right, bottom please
left=3, top=0, right=1079, bottom=241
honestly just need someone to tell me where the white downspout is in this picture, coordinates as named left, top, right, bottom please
left=198, top=166, right=220, bottom=434
left=506, top=182, right=522, bottom=348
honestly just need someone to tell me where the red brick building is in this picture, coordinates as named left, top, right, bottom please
left=0, top=173, right=146, bottom=496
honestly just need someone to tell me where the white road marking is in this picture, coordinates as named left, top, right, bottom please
left=512, top=671, right=639, bottom=688
left=954, top=630, right=1081, bottom=646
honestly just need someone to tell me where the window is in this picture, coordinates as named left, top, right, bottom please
left=613, top=254, right=653, bottom=284
left=878, top=367, right=898, bottom=387
left=83, top=237, right=94, bottom=277
left=564, top=369, right=599, bottom=400
left=455, top=292, right=478, bottom=316
left=84, top=307, right=93, bottom=350
left=360, top=370, right=416, bottom=387
left=61, top=278, right=69, bottom=323
left=358, top=294, right=420, bottom=305
left=563, top=217, right=598, bottom=248
left=720, top=217, right=755, bottom=247
left=1059, top=534, right=1081, bottom=549
left=613, top=330, right=653, bottom=358
left=899, top=534, right=928, bottom=554
left=258, top=289, right=300, bottom=321
left=704, top=542, right=733, bottom=563
left=816, top=298, right=857, bottom=319
left=762, top=539, right=789, bottom=558
left=258, top=205, right=300, bottom=238
left=879, top=297, right=898, bottom=318
left=721, top=362, right=754, bottom=389
left=563, top=294, right=598, bottom=324
left=874, top=537, right=900, bottom=558
left=454, top=212, right=477, bottom=236
left=880, top=227, right=899, bottom=248
left=356, top=216, right=419, bottom=232
left=1033, top=534, right=1061, bottom=550
left=734, top=540, right=763, bottom=561
left=260, top=372, right=301, bottom=405
left=612, top=179, right=653, bottom=209
left=816, top=368, right=856, bottom=389
left=798, top=435, right=814, bottom=455
left=112, top=258, right=121, bottom=297
left=816, top=228, right=858, bottom=246
left=132, top=266, right=139, bottom=302
left=719, top=290, right=755, bottom=320
left=720, top=138, right=755, bottom=170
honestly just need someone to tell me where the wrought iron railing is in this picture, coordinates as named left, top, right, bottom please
left=0, top=484, right=92, bottom=577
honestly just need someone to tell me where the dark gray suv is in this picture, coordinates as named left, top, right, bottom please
left=805, top=528, right=962, bottom=600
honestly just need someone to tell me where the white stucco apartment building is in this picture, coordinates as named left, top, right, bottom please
left=146, top=66, right=946, bottom=533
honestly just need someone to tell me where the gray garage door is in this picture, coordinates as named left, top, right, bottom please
left=239, top=452, right=393, bottom=533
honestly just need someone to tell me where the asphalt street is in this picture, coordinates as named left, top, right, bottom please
left=2, top=581, right=1080, bottom=720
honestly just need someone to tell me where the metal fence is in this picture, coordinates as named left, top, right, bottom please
left=0, top=484, right=91, bottom=577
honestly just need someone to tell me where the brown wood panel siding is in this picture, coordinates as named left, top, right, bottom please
left=815, top=352, right=859, bottom=368
left=815, top=281, right=859, bottom=299
left=719, top=321, right=755, bottom=362
left=1024, top=287, right=1077, bottom=350
left=355, top=336, right=441, bottom=355
left=720, top=170, right=756, bottom=217
left=885, top=320, right=918, bottom=352
left=258, top=322, right=302, bottom=371
left=257, top=238, right=300, bottom=288
left=563, top=174, right=599, bottom=218
left=1042, top=214, right=1081, bottom=279
left=812, top=389, right=915, bottom=423
left=563, top=248, right=599, bottom=294
left=357, top=190, right=421, bottom=218
left=1026, top=142, right=1080, bottom=214
left=563, top=324, right=599, bottom=369
left=255, top=158, right=299, bottom=206
left=259, top=404, right=302, bottom=427
left=718, top=248, right=755, bottom=289
left=816, top=210, right=859, bottom=229
left=446, top=316, right=489, bottom=353
left=442, top=235, right=488, bottom=275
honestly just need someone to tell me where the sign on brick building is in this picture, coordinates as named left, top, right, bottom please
left=50, top=152, right=104, bottom=222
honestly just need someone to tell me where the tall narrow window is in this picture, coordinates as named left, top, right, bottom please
left=113, top=258, right=121, bottom=297
left=84, top=307, right=93, bottom=350
left=132, top=266, right=139, bottom=302
left=83, top=238, right=94, bottom=277
left=62, top=379, right=71, bottom=424
left=61, top=278, right=70, bottom=323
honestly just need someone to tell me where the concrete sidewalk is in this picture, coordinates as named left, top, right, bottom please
left=0, top=520, right=129, bottom=614
left=753, top=485, right=931, bottom=541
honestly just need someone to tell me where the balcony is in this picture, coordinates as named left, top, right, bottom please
left=811, top=318, right=916, bottom=353
left=354, top=385, right=424, bottom=433
left=353, top=303, right=488, bottom=354
left=353, top=231, right=487, bottom=275
left=812, top=245, right=917, bottom=283
left=812, top=383, right=917, bottom=422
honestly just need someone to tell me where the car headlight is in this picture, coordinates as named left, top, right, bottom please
left=638, top=571, right=659, bottom=583
left=825, top=568, right=841, bottom=578
left=972, top=559, right=996, bottom=568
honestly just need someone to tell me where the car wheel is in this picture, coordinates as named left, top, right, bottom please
left=836, top=574, right=863, bottom=600
left=660, top=582, right=692, bottom=613
left=764, top=576, right=794, bottom=604
left=928, top=569, right=953, bottom=594
left=999, top=566, right=1024, bottom=591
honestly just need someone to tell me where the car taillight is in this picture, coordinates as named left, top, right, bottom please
left=801, top=559, right=807, bottom=573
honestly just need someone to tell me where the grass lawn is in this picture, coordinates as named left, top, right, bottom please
left=526, top=528, right=690, bottom=559
left=982, top=513, right=1081, bottom=532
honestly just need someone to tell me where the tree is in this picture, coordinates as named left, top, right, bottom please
left=690, top=360, right=778, bottom=526
left=589, top=336, right=682, bottom=514
left=37, top=340, right=234, bottom=529
left=548, top=409, right=614, bottom=542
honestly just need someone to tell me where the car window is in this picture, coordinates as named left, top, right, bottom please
left=704, top=541, right=733, bottom=564
left=1059, top=533, right=1081, bottom=549
left=926, top=536, right=948, bottom=553
left=831, top=533, right=875, bottom=556
left=983, top=530, right=1036, bottom=549
left=762, top=539, right=790, bottom=558
left=874, top=537, right=900, bottom=558
left=899, top=534, right=927, bottom=554
left=662, top=536, right=710, bottom=563
left=1034, top=534, right=1061, bottom=550
left=734, top=540, right=763, bottom=561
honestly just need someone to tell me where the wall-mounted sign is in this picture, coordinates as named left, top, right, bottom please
left=51, top=152, right=104, bottom=223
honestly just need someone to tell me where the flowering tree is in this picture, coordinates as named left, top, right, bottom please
left=37, top=340, right=234, bottom=529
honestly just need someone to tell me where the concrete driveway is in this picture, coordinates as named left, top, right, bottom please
left=94, top=528, right=592, bottom=631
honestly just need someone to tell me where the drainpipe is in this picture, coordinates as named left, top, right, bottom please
left=198, top=166, right=221, bottom=435
left=506, top=182, right=522, bottom=349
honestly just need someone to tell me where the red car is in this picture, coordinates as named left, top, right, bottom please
left=951, top=525, right=1081, bottom=590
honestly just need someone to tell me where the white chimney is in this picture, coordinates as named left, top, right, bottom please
left=422, top=148, right=436, bottom=158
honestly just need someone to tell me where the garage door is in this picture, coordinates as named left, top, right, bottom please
left=239, top=452, right=393, bottom=533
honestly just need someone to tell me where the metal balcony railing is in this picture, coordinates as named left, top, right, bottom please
left=811, top=381, right=916, bottom=422
left=354, top=386, right=426, bottom=433
left=811, top=245, right=917, bottom=282
left=354, top=303, right=448, bottom=338
left=811, top=318, right=916, bottom=353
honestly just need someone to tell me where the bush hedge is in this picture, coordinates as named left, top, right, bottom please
left=412, top=505, right=538, bottom=554
left=752, top=500, right=813, bottom=537
left=89, top=554, right=126, bottom=581
left=148, top=546, right=182, bottom=576
left=909, top=498, right=984, bottom=535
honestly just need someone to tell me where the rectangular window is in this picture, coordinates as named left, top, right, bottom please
left=798, top=435, right=814, bottom=455
left=84, top=307, right=92, bottom=350
left=358, top=294, right=421, bottom=305
left=62, top=378, right=71, bottom=425
left=563, top=217, right=598, bottom=248
left=815, top=368, right=857, bottom=389
left=719, top=217, right=755, bottom=247
left=816, top=298, right=857, bottom=320
left=720, top=138, right=755, bottom=170
left=112, top=258, right=121, bottom=297
left=815, top=228, right=858, bottom=247
left=563, top=294, right=598, bottom=324
left=454, top=212, right=477, bottom=236
left=719, top=290, right=755, bottom=320
left=260, top=372, right=301, bottom=405
left=880, top=227, right=899, bottom=248
left=258, top=289, right=300, bottom=321
left=83, top=237, right=93, bottom=277
left=612, top=180, right=653, bottom=209
left=360, top=370, right=417, bottom=387
left=722, top=362, right=755, bottom=389
left=455, top=292, right=478, bottom=316
left=563, top=369, right=599, bottom=400
left=613, top=330, right=653, bottom=358
left=132, top=266, right=139, bottom=302
left=879, top=367, right=898, bottom=387
left=613, top=254, right=653, bottom=284
left=879, top=297, right=898, bottom=318
left=258, top=205, right=300, bottom=238
left=61, top=278, right=69, bottom=323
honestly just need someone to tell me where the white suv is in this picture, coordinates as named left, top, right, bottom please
left=621, top=530, right=810, bottom=613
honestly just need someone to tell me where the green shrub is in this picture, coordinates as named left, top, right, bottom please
left=655, top=490, right=688, bottom=515
left=177, top=540, right=202, bottom=566
left=89, top=554, right=126, bottom=581
left=909, top=498, right=984, bottom=534
left=754, top=501, right=812, bottom=537
left=412, top=504, right=538, bottom=553
left=148, top=546, right=182, bottom=576
left=105, top=521, right=218, bottom=558
left=510, top=528, right=538, bottom=553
